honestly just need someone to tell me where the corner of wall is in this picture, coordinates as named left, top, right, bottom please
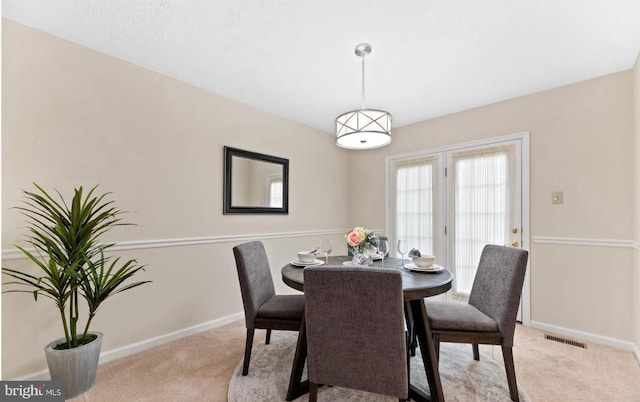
left=632, top=51, right=640, bottom=354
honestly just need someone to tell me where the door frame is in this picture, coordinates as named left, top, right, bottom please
left=386, top=131, right=530, bottom=326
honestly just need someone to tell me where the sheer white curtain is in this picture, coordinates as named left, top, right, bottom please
left=451, top=145, right=513, bottom=297
left=393, top=156, right=438, bottom=256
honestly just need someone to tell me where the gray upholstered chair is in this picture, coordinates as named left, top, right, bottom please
left=232, top=241, right=305, bottom=376
left=425, top=244, right=529, bottom=401
left=304, top=266, right=408, bottom=401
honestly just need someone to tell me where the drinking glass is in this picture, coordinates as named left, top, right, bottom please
left=320, top=239, right=332, bottom=265
left=378, top=238, right=389, bottom=268
left=397, top=239, right=407, bottom=268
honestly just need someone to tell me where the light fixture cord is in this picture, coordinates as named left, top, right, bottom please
left=361, top=54, right=366, bottom=110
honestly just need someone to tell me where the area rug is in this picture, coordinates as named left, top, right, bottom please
left=228, top=332, right=530, bottom=401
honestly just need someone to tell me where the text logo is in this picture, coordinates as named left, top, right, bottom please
left=0, top=382, right=64, bottom=401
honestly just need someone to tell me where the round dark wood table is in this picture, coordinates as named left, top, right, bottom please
left=281, top=256, right=453, bottom=402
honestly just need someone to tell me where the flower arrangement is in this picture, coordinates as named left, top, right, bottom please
left=345, top=226, right=378, bottom=255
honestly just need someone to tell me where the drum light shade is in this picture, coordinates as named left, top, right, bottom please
left=335, top=109, right=392, bottom=149
left=336, top=43, right=392, bottom=150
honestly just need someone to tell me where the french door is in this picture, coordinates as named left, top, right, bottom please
left=387, top=133, right=529, bottom=323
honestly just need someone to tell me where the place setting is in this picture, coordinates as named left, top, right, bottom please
left=405, top=248, right=444, bottom=273
left=290, top=240, right=333, bottom=267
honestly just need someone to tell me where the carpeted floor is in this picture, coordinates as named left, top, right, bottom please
left=228, top=331, right=530, bottom=401
left=70, top=320, right=640, bottom=401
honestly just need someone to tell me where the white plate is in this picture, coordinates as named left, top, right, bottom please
left=406, top=263, right=445, bottom=272
left=290, top=259, right=324, bottom=267
left=371, top=253, right=385, bottom=261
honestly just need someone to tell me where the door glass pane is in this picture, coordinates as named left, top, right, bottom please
left=391, top=155, right=440, bottom=256
left=451, top=145, right=514, bottom=298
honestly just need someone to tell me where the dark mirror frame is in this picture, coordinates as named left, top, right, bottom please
left=223, top=146, right=289, bottom=214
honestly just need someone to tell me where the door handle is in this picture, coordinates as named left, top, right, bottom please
left=511, top=240, right=519, bottom=247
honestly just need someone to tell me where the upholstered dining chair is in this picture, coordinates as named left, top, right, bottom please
left=232, top=241, right=305, bottom=376
left=425, top=244, right=529, bottom=401
left=304, top=266, right=408, bottom=401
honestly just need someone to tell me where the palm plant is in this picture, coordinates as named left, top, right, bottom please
left=2, top=184, right=150, bottom=349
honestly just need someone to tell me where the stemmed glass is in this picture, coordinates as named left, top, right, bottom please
left=397, top=239, right=407, bottom=268
left=377, top=238, right=389, bottom=268
left=320, top=239, right=333, bottom=265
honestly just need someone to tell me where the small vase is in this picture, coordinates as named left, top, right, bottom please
left=351, top=253, right=370, bottom=266
left=348, top=244, right=373, bottom=265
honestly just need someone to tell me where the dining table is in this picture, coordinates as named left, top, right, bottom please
left=281, top=255, right=453, bottom=402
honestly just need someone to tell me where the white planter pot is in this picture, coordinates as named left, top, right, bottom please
left=44, top=332, right=103, bottom=399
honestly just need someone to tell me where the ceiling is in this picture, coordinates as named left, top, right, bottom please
left=3, top=1, right=640, bottom=135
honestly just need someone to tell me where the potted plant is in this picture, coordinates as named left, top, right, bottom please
left=2, top=184, right=150, bottom=399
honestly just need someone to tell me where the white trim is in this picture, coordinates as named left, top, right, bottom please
left=520, top=133, right=531, bottom=326
left=2, top=229, right=348, bottom=260
left=10, top=312, right=245, bottom=381
left=386, top=131, right=531, bottom=163
left=532, top=236, right=635, bottom=248
left=99, top=313, right=243, bottom=363
left=530, top=321, right=640, bottom=363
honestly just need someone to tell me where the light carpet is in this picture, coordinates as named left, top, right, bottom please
left=228, top=332, right=530, bottom=401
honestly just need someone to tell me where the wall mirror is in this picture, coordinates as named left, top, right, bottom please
left=224, top=146, right=289, bottom=214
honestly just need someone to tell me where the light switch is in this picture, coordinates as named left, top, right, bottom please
left=552, top=191, right=563, bottom=205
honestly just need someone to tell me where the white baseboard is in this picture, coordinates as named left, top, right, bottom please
left=530, top=320, right=640, bottom=364
left=12, top=312, right=245, bottom=381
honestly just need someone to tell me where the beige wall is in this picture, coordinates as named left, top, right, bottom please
left=633, top=52, right=640, bottom=351
left=349, top=70, right=635, bottom=341
left=1, top=20, right=350, bottom=378
left=3, top=18, right=638, bottom=379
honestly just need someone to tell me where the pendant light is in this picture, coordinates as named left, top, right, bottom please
left=335, top=43, right=392, bottom=150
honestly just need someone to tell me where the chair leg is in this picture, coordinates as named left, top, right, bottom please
left=265, top=329, right=272, bottom=345
left=405, top=331, right=411, bottom=393
left=472, top=343, right=480, bottom=361
left=309, top=382, right=318, bottom=402
left=242, top=328, right=255, bottom=376
left=501, top=345, right=519, bottom=402
left=433, top=333, right=440, bottom=360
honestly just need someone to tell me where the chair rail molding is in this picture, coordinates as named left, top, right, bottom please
left=2, top=229, right=350, bottom=260
left=532, top=236, right=635, bottom=248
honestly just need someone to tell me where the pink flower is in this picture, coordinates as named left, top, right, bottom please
left=346, top=230, right=363, bottom=247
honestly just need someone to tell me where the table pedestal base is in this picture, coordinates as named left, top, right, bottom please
left=407, top=298, right=445, bottom=402
left=286, top=321, right=308, bottom=401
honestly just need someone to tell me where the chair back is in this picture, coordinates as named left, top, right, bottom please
left=468, top=245, right=529, bottom=346
left=233, top=241, right=276, bottom=329
left=304, top=266, right=408, bottom=399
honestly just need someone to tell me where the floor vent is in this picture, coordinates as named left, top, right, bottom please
left=544, top=334, right=587, bottom=349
